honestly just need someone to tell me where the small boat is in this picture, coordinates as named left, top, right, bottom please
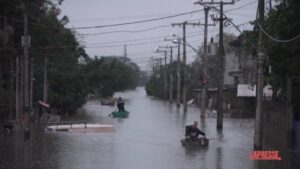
left=109, top=110, right=129, bottom=118
left=45, top=123, right=114, bottom=132
left=181, top=137, right=209, bottom=147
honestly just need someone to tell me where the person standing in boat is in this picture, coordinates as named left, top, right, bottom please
left=117, top=97, right=125, bottom=112
left=185, top=121, right=205, bottom=141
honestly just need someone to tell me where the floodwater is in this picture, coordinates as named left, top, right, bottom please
left=0, top=87, right=298, bottom=169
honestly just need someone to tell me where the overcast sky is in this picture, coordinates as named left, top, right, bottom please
left=60, top=0, right=258, bottom=71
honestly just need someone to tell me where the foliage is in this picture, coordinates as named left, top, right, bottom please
left=0, top=0, right=140, bottom=115
left=84, top=57, right=140, bottom=97
left=145, top=74, right=164, bottom=98
left=264, top=0, right=300, bottom=114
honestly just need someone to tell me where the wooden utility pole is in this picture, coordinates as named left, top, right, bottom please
left=9, top=58, right=14, bottom=120
left=176, top=39, right=181, bottom=108
left=193, top=3, right=216, bottom=118
left=254, top=0, right=265, bottom=150
left=22, top=6, right=30, bottom=139
left=201, top=7, right=210, bottom=118
left=159, top=58, right=163, bottom=80
left=29, top=58, right=34, bottom=118
left=159, top=45, right=177, bottom=103
left=156, top=49, right=168, bottom=100
left=196, top=0, right=234, bottom=129
left=217, top=1, right=225, bottom=130
left=15, top=57, right=20, bottom=122
left=169, top=46, right=174, bottom=103
left=172, top=21, right=200, bottom=112
left=43, top=55, right=48, bottom=108
left=20, top=56, right=24, bottom=122
left=164, top=51, right=167, bottom=100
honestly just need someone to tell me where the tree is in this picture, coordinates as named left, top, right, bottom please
left=264, top=0, right=300, bottom=116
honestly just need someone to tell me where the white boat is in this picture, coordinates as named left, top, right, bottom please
left=45, top=123, right=114, bottom=132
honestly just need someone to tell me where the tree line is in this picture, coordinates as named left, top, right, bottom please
left=0, top=0, right=140, bottom=117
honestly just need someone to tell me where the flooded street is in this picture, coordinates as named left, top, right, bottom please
left=0, top=87, right=296, bottom=169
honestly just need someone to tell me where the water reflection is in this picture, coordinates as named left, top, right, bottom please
left=216, top=147, right=223, bottom=169
left=0, top=87, right=298, bottom=169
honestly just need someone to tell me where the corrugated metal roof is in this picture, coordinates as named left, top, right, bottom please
left=237, top=84, right=256, bottom=97
left=237, top=84, right=273, bottom=97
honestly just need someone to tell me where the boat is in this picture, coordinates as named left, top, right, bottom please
left=45, top=123, right=114, bottom=132
left=109, top=110, right=129, bottom=118
left=181, top=137, right=209, bottom=147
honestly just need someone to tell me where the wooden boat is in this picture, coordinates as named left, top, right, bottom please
left=109, top=110, right=129, bottom=118
left=181, top=137, right=209, bottom=147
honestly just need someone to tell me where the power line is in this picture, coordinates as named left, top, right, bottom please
left=80, top=25, right=171, bottom=36
left=68, top=10, right=204, bottom=30
left=28, top=31, right=206, bottom=50
left=85, top=31, right=203, bottom=46
left=70, top=10, right=201, bottom=22
left=76, top=2, right=256, bottom=35
left=0, top=1, right=256, bottom=32
left=257, top=22, right=300, bottom=43
left=86, top=40, right=165, bottom=48
left=224, top=0, right=257, bottom=13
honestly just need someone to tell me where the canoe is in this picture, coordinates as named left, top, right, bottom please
left=110, top=110, right=129, bottom=118
left=181, top=138, right=209, bottom=147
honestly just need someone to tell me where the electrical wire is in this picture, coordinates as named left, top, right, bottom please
left=76, top=1, right=256, bottom=35
left=68, top=10, right=204, bottom=30
left=225, top=0, right=258, bottom=13
left=80, top=25, right=171, bottom=36
left=257, top=23, right=300, bottom=43
left=28, top=31, right=205, bottom=50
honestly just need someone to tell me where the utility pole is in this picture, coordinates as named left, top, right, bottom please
left=159, top=45, right=177, bottom=103
left=201, top=7, right=210, bottom=118
left=169, top=46, right=174, bottom=103
left=176, top=39, right=181, bottom=108
left=156, top=49, right=168, bottom=100
left=20, top=56, right=24, bottom=122
left=194, top=3, right=216, bottom=118
left=172, top=21, right=200, bottom=112
left=159, top=58, right=163, bottom=80
left=9, top=58, right=14, bottom=120
left=22, top=5, right=30, bottom=139
left=163, top=51, right=167, bottom=100
left=217, top=1, right=225, bottom=130
left=124, top=44, right=127, bottom=58
left=254, top=0, right=265, bottom=150
left=196, top=0, right=234, bottom=129
left=43, top=54, right=48, bottom=110
left=16, top=57, right=20, bottom=122
left=29, top=58, right=34, bottom=119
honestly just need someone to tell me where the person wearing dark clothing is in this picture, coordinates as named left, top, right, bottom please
left=185, top=121, right=205, bottom=141
left=117, top=97, right=125, bottom=112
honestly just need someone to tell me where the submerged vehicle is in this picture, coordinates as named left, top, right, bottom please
left=181, top=137, right=209, bottom=147
left=109, top=110, right=129, bottom=118
left=100, top=97, right=116, bottom=106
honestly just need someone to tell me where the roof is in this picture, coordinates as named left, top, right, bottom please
left=237, top=84, right=256, bottom=97
left=237, top=84, right=273, bottom=97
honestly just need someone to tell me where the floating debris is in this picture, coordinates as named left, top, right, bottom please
left=45, top=123, right=114, bottom=133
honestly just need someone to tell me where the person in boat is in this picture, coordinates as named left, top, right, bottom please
left=117, top=97, right=125, bottom=112
left=185, top=121, right=205, bottom=141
